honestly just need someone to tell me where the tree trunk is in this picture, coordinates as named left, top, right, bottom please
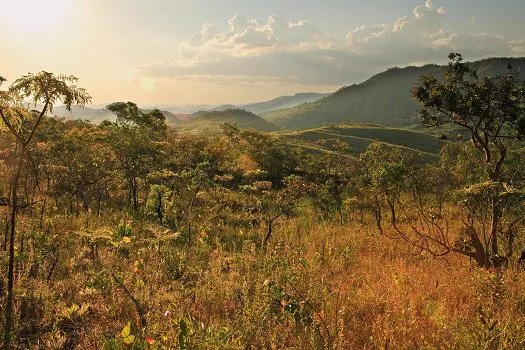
left=38, top=197, right=46, bottom=229
left=373, top=196, right=383, bottom=235
left=386, top=198, right=397, bottom=228
left=465, top=226, right=490, bottom=268
left=129, top=176, right=139, bottom=211
left=4, top=145, right=26, bottom=346
left=3, top=213, right=8, bottom=252
left=263, top=218, right=273, bottom=246
left=490, top=197, right=500, bottom=256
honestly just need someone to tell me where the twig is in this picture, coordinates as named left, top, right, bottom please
left=111, top=272, right=147, bottom=330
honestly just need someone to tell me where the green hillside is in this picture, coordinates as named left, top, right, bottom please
left=266, top=57, right=525, bottom=130
left=280, top=123, right=446, bottom=156
left=182, top=108, right=279, bottom=133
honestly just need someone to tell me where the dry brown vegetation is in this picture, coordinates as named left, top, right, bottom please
left=4, top=212, right=525, bottom=349
left=1, top=55, right=525, bottom=349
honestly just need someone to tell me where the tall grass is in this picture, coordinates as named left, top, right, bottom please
left=6, top=209, right=525, bottom=349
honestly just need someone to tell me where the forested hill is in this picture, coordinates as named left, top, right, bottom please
left=264, top=57, right=525, bottom=130
left=182, top=108, right=279, bottom=132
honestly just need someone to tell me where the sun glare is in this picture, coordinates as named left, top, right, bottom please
left=1, top=0, right=69, bottom=33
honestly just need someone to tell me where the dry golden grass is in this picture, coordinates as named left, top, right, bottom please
left=5, top=212, right=525, bottom=349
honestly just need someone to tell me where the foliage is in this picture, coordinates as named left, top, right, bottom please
left=0, top=71, right=91, bottom=347
left=222, top=123, right=298, bottom=184
left=265, top=57, right=525, bottom=130
left=413, top=52, right=525, bottom=267
left=1, top=64, right=525, bottom=348
left=183, top=108, right=279, bottom=133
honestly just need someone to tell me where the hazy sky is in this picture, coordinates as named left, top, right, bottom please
left=2, top=0, right=525, bottom=106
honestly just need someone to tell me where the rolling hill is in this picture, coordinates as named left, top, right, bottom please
left=181, top=109, right=279, bottom=133
left=280, top=123, right=447, bottom=157
left=265, top=57, right=525, bottom=130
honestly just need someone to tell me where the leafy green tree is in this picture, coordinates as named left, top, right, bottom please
left=222, top=123, right=298, bottom=185
left=414, top=53, right=525, bottom=181
left=108, top=101, right=167, bottom=132
left=413, top=53, right=525, bottom=267
left=104, top=102, right=167, bottom=211
left=360, top=143, right=426, bottom=232
left=49, top=122, right=116, bottom=213
left=145, top=184, right=172, bottom=224
left=243, top=175, right=313, bottom=246
left=170, top=162, right=214, bottom=243
left=0, top=72, right=90, bottom=346
left=299, top=146, right=358, bottom=223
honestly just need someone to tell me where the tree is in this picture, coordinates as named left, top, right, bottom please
left=170, top=163, right=214, bottom=243
left=49, top=122, right=116, bottom=214
left=245, top=175, right=313, bottom=246
left=360, top=142, right=426, bottom=235
left=412, top=53, right=525, bottom=267
left=104, top=102, right=167, bottom=211
left=414, top=53, right=525, bottom=181
left=0, top=72, right=90, bottom=346
left=222, top=124, right=298, bottom=185
left=302, top=139, right=357, bottom=223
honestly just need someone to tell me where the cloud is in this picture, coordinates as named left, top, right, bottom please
left=137, top=1, right=522, bottom=90
left=510, top=40, right=525, bottom=54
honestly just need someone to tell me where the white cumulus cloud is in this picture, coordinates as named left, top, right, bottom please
left=137, top=1, right=523, bottom=90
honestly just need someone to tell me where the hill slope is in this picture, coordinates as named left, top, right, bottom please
left=182, top=109, right=279, bottom=133
left=280, top=123, right=446, bottom=156
left=265, top=57, right=525, bottom=130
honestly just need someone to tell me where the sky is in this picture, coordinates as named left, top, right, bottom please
left=2, top=0, right=525, bottom=107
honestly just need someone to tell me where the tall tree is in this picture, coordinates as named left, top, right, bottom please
left=413, top=53, right=525, bottom=267
left=222, top=123, right=298, bottom=185
left=49, top=122, right=116, bottom=213
left=105, top=102, right=167, bottom=211
left=0, top=72, right=90, bottom=346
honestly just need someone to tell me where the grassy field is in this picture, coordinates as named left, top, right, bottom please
left=279, top=123, right=446, bottom=156
left=16, top=211, right=525, bottom=349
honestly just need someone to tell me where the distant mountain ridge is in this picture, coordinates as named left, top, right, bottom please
left=42, top=56, right=525, bottom=132
left=50, top=105, right=188, bottom=125
left=205, top=93, right=328, bottom=114
left=242, top=92, right=328, bottom=114
left=208, top=104, right=238, bottom=112
left=47, top=92, right=327, bottom=126
left=264, top=57, right=525, bottom=130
